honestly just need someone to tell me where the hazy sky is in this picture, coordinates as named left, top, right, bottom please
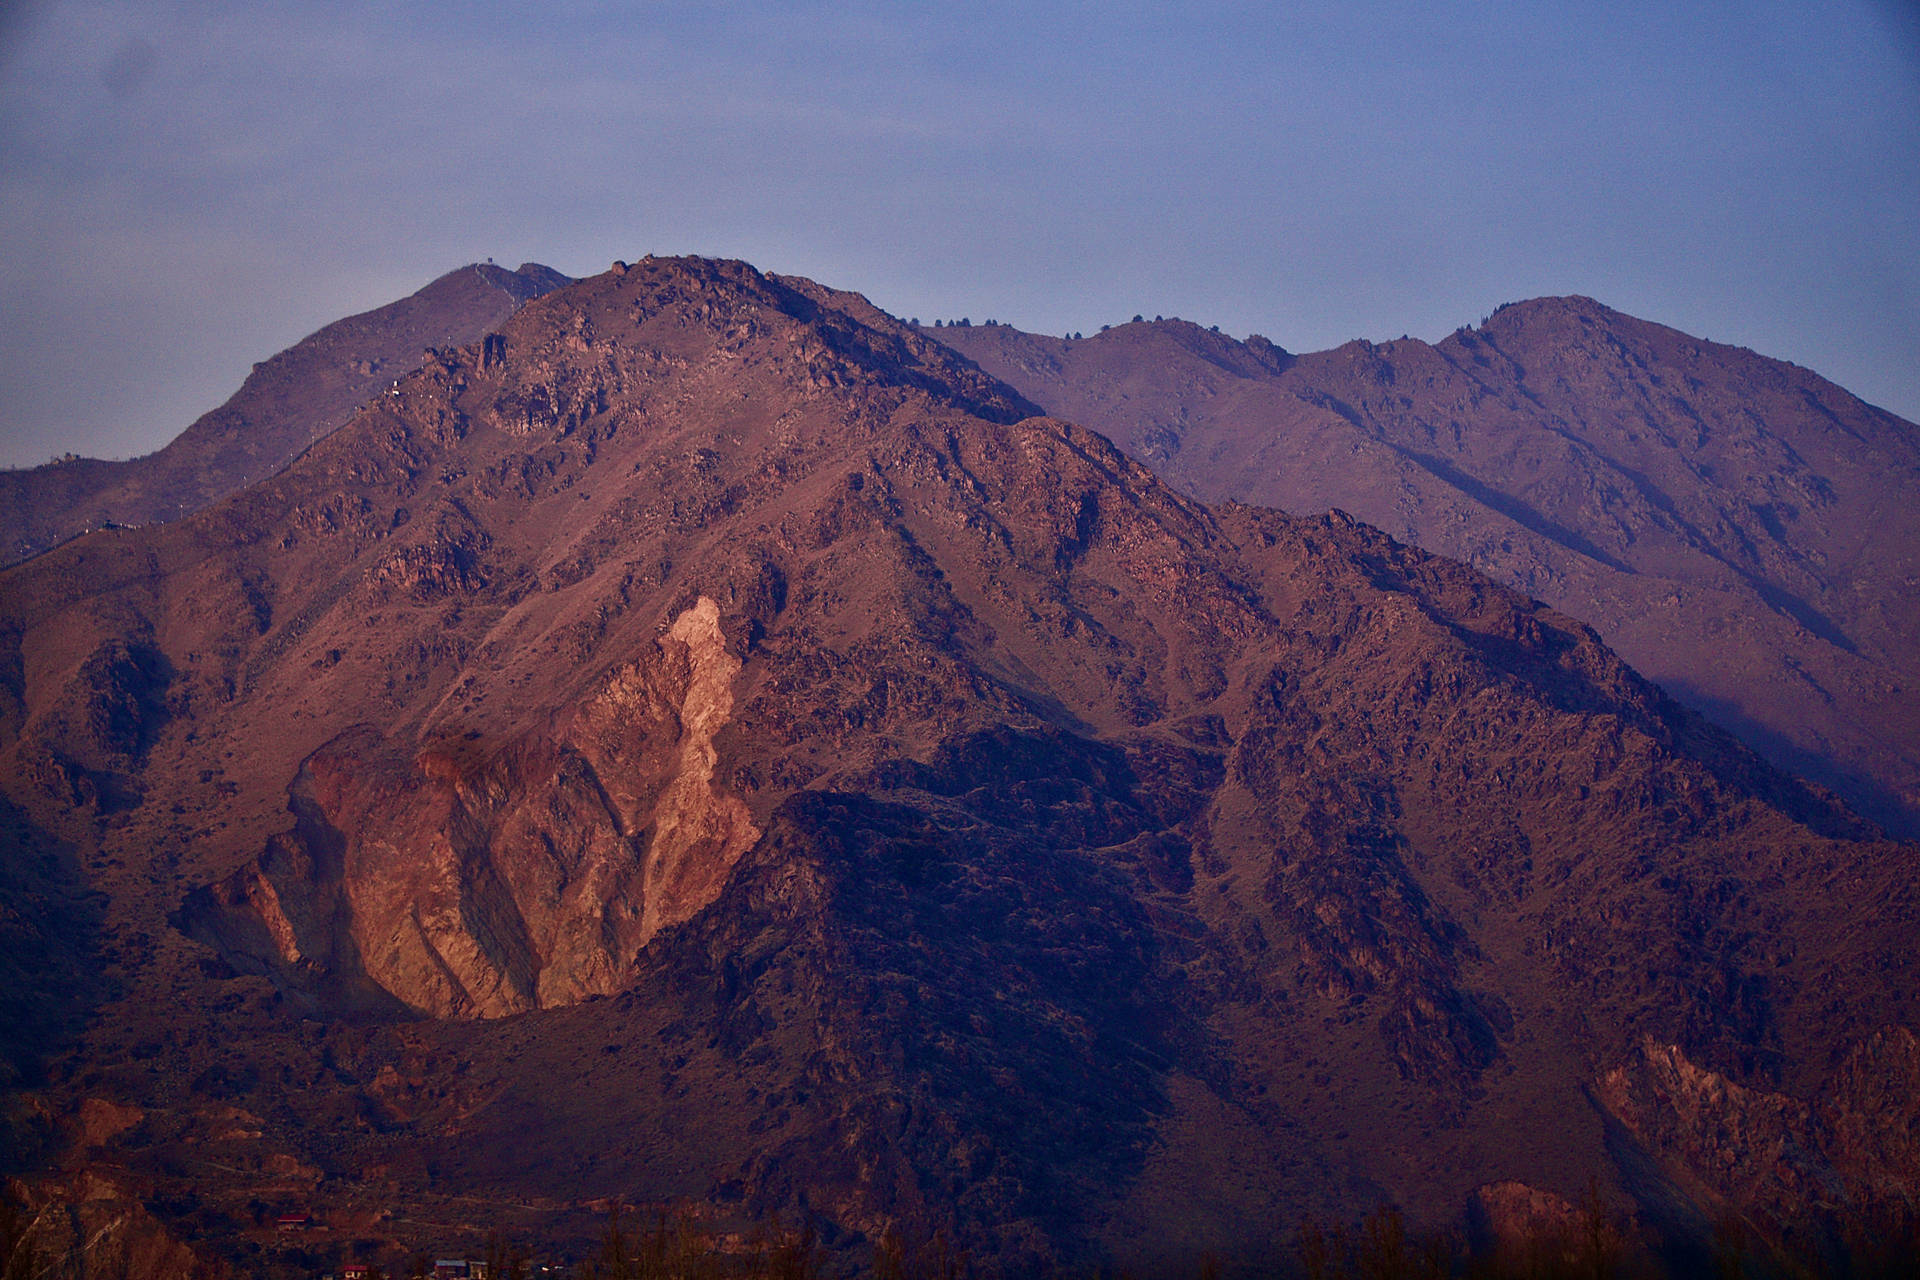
left=2, top=0, right=1917, bottom=467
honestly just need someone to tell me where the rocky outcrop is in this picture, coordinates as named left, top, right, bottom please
left=634, top=596, right=760, bottom=940
left=1464, top=1181, right=1621, bottom=1272
left=3, top=1172, right=219, bottom=1280
left=179, top=596, right=759, bottom=1018
left=1597, top=1031, right=1920, bottom=1254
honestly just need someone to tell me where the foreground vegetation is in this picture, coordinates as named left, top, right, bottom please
left=6, top=1187, right=1919, bottom=1280
left=564, top=1201, right=1920, bottom=1280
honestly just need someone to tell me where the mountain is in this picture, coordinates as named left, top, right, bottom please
left=1, top=259, right=1916, bottom=1276
left=0, top=261, right=570, bottom=566
left=929, top=307, right=1920, bottom=841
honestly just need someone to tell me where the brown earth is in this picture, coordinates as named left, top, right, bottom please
left=929, top=309, right=1920, bottom=840
left=0, top=259, right=1915, bottom=1276
left=0, top=262, right=569, bottom=566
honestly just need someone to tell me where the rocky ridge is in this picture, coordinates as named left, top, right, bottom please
left=930, top=307, right=1920, bottom=839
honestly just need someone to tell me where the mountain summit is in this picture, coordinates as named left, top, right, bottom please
left=2, top=258, right=1915, bottom=1274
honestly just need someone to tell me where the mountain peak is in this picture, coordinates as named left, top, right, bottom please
left=1484, top=292, right=1615, bottom=321
left=1465, top=293, right=1682, bottom=350
left=461, top=254, right=1041, bottom=434
left=466, top=260, right=570, bottom=303
left=5, top=261, right=1918, bottom=1274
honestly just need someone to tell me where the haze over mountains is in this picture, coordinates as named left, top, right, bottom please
left=0, top=262, right=569, bottom=566
left=1, top=258, right=1916, bottom=1276
left=933, top=308, right=1920, bottom=841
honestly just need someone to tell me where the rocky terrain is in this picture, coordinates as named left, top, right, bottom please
left=0, top=258, right=1915, bottom=1276
left=931, top=309, right=1920, bottom=841
left=0, top=261, right=569, bottom=567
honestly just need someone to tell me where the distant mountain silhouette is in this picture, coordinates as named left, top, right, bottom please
left=932, top=303, right=1920, bottom=840
left=0, top=261, right=569, bottom=565
left=1, top=261, right=1914, bottom=1275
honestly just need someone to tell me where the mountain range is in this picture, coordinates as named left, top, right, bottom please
left=0, top=258, right=1915, bottom=1276
left=931, top=306, right=1920, bottom=842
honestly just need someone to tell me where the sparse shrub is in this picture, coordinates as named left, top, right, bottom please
left=1, top=1191, right=40, bottom=1280
left=1296, top=1215, right=1335, bottom=1280
left=873, top=1227, right=907, bottom=1280
left=487, top=1228, right=529, bottom=1280
left=761, top=1214, right=827, bottom=1280
left=1711, top=1217, right=1747, bottom=1280
left=870, top=1225, right=969, bottom=1280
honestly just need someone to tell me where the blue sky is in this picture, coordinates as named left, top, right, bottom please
left=2, top=0, right=1917, bottom=467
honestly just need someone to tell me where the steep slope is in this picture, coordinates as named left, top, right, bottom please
left=0, top=261, right=570, bottom=566
left=931, top=307, right=1920, bottom=840
left=0, top=260, right=1914, bottom=1275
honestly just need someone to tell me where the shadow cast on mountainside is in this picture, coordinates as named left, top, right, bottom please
left=1389, top=444, right=1636, bottom=575
left=0, top=794, right=108, bottom=1173
left=420, top=726, right=1206, bottom=1274
left=1413, top=583, right=1878, bottom=844
left=1658, top=677, right=1915, bottom=842
left=1574, top=450, right=1860, bottom=659
left=1286, top=390, right=1635, bottom=576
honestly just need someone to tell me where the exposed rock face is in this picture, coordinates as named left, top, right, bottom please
left=1596, top=1029, right=1920, bottom=1258
left=931, top=308, right=1920, bottom=839
left=0, top=258, right=1914, bottom=1274
left=642, top=596, right=761, bottom=941
left=0, top=261, right=569, bottom=566
left=179, top=595, right=761, bottom=1018
left=3, top=1172, right=214, bottom=1280
left=1465, top=1181, right=1617, bottom=1270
